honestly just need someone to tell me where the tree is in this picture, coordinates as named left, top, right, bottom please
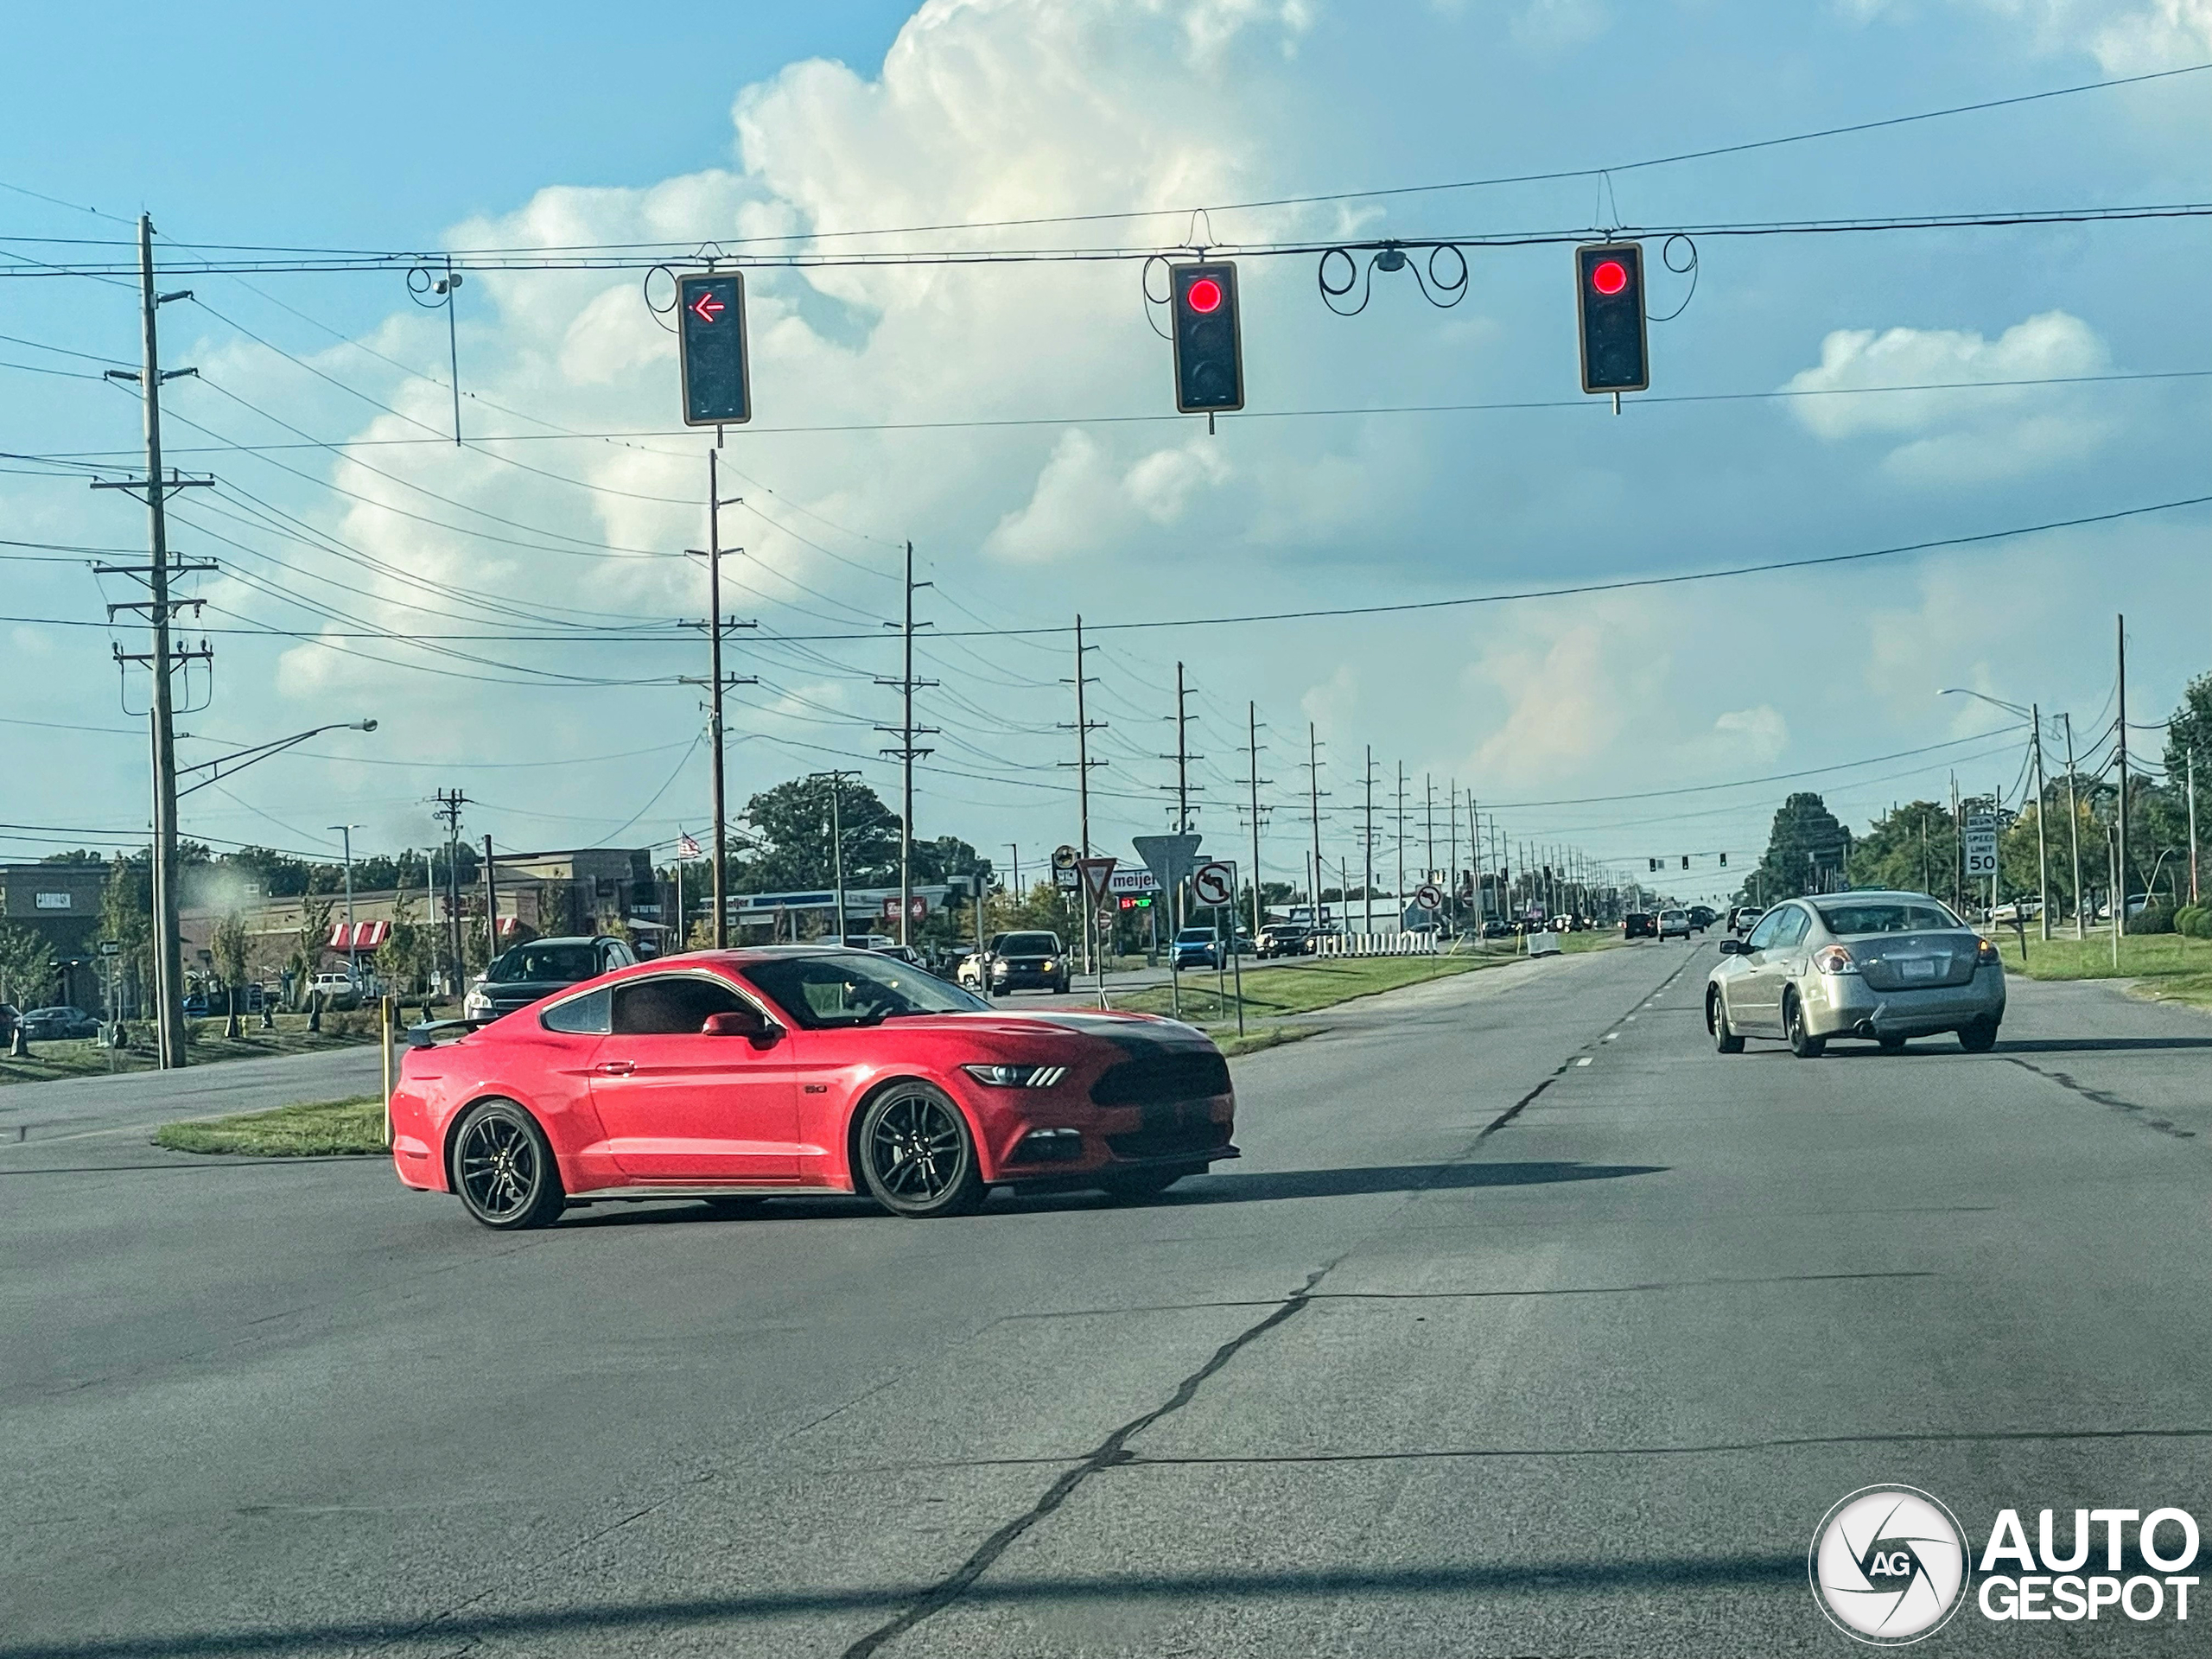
left=99, top=855, right=153, bottom=1019
left=210, top=912, right=251, bottom=1038
left=385, top=881, right=435, bottom=996
left=1749, top=792, right=1851, bottom=902
left=1848, top=802, right=1954, bottom=899
left=290, top=893, right=335, bottom=1007
left=0, top=922, right=51, bottom=1014
left=737, top=775, right=901, bottom=890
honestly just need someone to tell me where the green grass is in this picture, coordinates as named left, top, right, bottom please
left=155, top=1095, right=390, bottom=1157
left=1992, top=925, right=2209, bottom=982
left=1214, top=1025, right=1319, bottom=1059
left=1114, top=951, right=1504, bottom=1028
left=0, top=1002, right=446, bottom=1087
left=2128, top=971, right=2212, bottom=1014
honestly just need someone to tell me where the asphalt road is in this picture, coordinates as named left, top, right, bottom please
left=3, top=939, right=2205, bottom=1658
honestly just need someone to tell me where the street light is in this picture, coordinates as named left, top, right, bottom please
left=176, top=719, right=378, bottom=798
left=328, top=823, right=363, bottom=991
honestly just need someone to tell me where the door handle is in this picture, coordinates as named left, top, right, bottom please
left=594, top=1059, right=635, bottom=1076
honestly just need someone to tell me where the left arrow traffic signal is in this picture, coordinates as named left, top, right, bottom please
left=677, top=272, right=751, bottom=426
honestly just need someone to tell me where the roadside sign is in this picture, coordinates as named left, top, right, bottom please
left=1054, top=866, right=1080, bottom=890
left=1107, top=868, right=1159, bottom=894
left=1414, top=881, right=1445, bottom=912
left=97, top=940, right=119, bottom=957
left=1192, top=860, right=1236, bottom=910
left=1051, top=843, right=1079, bottom=871
left=880, top=895, right=930, bottom=921
left=1077, top=856, right=1117, bottom=909
left=1964, top=813, right=1999, bottom=879
left=1131, top=833, right=1202, bottom=896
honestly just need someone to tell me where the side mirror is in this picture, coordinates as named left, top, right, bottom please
left=1717, top=938, right=1747, bottom=956
left=702, top=1007, right=779, bottom=1042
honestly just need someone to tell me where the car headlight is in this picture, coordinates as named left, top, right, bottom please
left=962, top=1063, right=1069, bottom=1088
left=1811, top=944, right=1859, bottom=976
left=1041, top=959, right=1058, bottom=971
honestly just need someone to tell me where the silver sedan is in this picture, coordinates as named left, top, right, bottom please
left=1705, top=890, right=2005, bottom=1058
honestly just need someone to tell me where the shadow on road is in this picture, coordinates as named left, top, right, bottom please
left=1807, top=1035, right=2212, bottom=1058
left=554, top=1160, right=1667, bottom=1228
left=0, top=1555, right=1803, bottom=1659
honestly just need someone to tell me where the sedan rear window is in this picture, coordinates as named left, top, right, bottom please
left=1815, top=900, right=1961, bottom=936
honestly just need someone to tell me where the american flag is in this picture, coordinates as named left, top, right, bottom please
left=677, top=832, right=702, bottom=861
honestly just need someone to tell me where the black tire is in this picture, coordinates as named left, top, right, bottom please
left=450, top=1098, right=566, bottom=1230
left=1878, top=1033, right=1909, bottom=1053
left=1101, top=1163, right=1198, bottom=1201
left=857, top=1081, right=987, bottom=1218
left=1783, top=992, right=1826, bottom=1059
left=1708, top=988, right=1745, bottom=1054
left=1053, top=976, right=1069, bottom=995
left=1957, top=1018, right=1999, bottom=1053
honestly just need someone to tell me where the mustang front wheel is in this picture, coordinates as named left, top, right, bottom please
left=859, top=1083, right=987, bottom=1218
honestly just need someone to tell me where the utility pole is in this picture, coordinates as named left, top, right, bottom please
left=1448, top=782, right=1459, bottom=925
left=90, top=215, right=214, bottom=1069
left=681, top=451, right=757, bottom=950
left=875, top=542, right=937, bottom=947
left=1006, top=844, right=1020, bottom=903
left=2063, top=713, right=2083, bottom=940
left=1160, top=664, right=1200, bottom=936
left=2188, top=748, right=2199, bottom=906
left=330, top=824, right=361, bottom=991
left=1363, top=746, right=1377, bottom=937
left=1058, top=616, right=1107, bottom=972
left=432, top=790, right=468, bottom=992
left=2031, top=704, right=2050, bottom=941
left=1246, top=702, right=1268, bottom=941
left=1394, top=761, right=1408, bottom=917
left=1305, top=723, right=1325, bottom=926
left=809, top=772, right=860, bottom=944
left=2115, top=613, right=2130, bottom=935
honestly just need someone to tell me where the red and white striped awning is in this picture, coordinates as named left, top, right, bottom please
left=326, top=920, right=391, bottom=950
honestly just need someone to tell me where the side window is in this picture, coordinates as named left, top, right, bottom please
left=539, top=987, right=612, bottom=1035
left=1745, top=910, right=1787, bottom=951
left=611, top=976, right=750, bottom=1036
left=603, top=941, right=636, bottom=969
left=1775, top=908, right=1812, bottom=949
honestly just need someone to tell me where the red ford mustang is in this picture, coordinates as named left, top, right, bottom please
left=390, top=946, right=1237, bottom=1228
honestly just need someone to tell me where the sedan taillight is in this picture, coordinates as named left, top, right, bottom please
left=1811, top=944, right=1859, bottom=976
left=1975, top=937, right=2001, bottom=965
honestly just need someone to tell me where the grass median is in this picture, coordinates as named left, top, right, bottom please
left=155, top=1095, right=390, bottom=1157
left=1981, top=924, right=2212, bottom=1012
left=1113, top=950, right=1509, bottom=1030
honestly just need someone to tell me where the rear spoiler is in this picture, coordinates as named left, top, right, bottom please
left=405, top=1018, right=491, bottom=1050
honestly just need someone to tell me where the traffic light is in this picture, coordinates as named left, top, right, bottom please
left=1575, top=242, right=1648, bottom=395
left=1171, top=261, right=1243, bottom=414
left=1681, top=855, right=1690, bottom=870
left=1719, top=852, right=1728, bottom=868
left=1649, top=858, right=1659, bottom=873
left=677, top=271, right=751, bottom=426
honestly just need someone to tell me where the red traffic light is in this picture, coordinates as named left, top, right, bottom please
left=1590, top=259, right=1628, bottom=296
left=1185, top=276, right=1224, bottom=314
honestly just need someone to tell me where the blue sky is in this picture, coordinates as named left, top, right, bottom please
left=3, top=0, right=2207, bottom=905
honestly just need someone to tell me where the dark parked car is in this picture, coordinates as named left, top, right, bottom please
left=1623, top=912, right=1657, bottom=939
left=20, top=1006, right=100, bottom=1040
left=1688, top=906, right=1716, bottom=931
left=981, top=931, right=1070, bottom=995
left=1255, top=922, right=1310, bottom=959
left=463, top=936, right=639, bottom=1024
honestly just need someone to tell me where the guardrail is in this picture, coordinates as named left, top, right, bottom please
left=1311, top=931, right=1440, bottom=957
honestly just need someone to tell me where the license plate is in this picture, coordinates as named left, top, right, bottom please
left=1900, top=958, right=1938, bottom=982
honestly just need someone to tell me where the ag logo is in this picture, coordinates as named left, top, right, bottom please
left=1810, top=1486, right=1969, bottom=1644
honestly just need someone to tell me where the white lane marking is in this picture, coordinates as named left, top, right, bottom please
left=1602, top=1032, right=1619, bottom=1041
left=1625, top=1014, right=1637, bottom=1021
left=1574, top=1057, right=1593, bottom=1067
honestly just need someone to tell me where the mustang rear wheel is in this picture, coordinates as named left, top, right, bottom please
left=858, top=1082, right=987, bottom=1218
left=451, top=1099, right=565, bottom=1230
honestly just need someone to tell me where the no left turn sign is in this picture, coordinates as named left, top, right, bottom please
left=1192, top=860, right=1236, bottom=909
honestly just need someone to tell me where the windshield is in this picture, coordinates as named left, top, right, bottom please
left=994, top=932, right=1060, bottom=955
left=1815, top=899, right=1963, bottom=936
left=486, top=944, right=599, bottom=983
left=741, top=951, right=988, bottom=1028
left=1176, top=929, right=1214, bottom=944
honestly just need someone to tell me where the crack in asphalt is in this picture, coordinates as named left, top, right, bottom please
left=838, top=1262, right=1341, bottom=1659
left=2002, top=1055, right=2201, bottom=1137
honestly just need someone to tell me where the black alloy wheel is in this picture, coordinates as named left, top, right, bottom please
left=1708, top=988, right=1744, bottom=1054
left=451, top=1099, right=566, bottom=1230
left=1783, top=992, right=1826, bottom=1059
left=1956, top=1018, right=1999, bottom=1053
left=858, top=1082, right=987, bottom=1218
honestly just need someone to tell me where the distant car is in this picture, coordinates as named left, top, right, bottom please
left=1481, top=920, right=1515, bottom=939
left=1171, top=928, right=1219, bottom=970
left=981, top=931, right=1069, bottom=995
left=1658, top=908, right=1693, bottom=940
left=874, top=944, right=925, bottom=969
left=1730, top=906, right=1766, bottom=936
left=1688, top=906, right=1716, bottom=931
left=1707, top=889, right=2005, bottom=1057
left=1255, top=922, right=1311, bottom=959
left=185, top=984, right=266, bottom=1017
left=464, top=936, right=639, bottom=1023
left=20, top=1006, right=100, bottom=1040
left=1623, top=912, right=1656, bottom=939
